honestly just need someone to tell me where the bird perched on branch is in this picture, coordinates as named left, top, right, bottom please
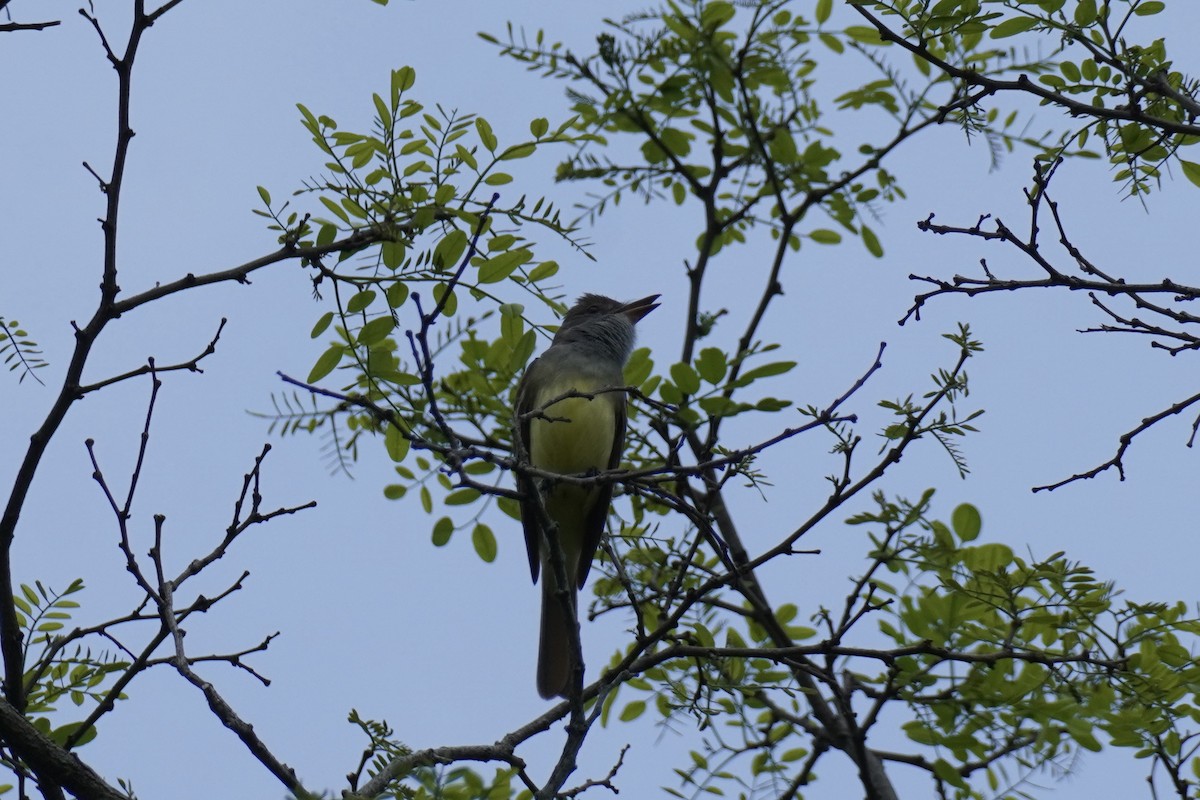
left=514, top=293, right=660, bottom=699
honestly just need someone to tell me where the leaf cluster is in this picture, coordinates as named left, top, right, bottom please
left=0, top=317, right=47, bottom=386
left=860, top=0, right=1200, bottom=197
left=4, top=580, right=126, bottom=771
left=242, top=2, right=1200, bottom=799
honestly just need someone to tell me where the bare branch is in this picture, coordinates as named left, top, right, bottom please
left=1032, top=388, right=1200, bottom=491
left=78, top=318, right=227, bottom=393
left=157, top=574, right=307, bottom=796
left=0, top=19, right=61, bottom=32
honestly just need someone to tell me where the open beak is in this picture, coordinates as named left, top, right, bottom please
left=619, top=294, right=661, bottom=324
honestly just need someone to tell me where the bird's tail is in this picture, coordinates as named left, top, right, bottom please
left=537, top=576, right=576, bottom=699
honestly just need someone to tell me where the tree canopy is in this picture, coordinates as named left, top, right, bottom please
left=3, top=1, right=1200, bottom=799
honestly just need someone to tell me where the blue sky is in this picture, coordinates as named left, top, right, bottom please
left=3, top=1, right=1200, bottom=798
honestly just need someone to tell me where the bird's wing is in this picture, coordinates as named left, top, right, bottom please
left=515, top=358, right=542, bottom=583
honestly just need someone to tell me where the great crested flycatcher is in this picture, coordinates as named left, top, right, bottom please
left=514, top=293, right=660, bottom=699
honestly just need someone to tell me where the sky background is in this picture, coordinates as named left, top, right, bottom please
left=3, top=1, right=1200, bottom=798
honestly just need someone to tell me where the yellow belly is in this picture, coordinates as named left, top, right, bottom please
left=524, top=366, right=621, bottom=590
left=529, top=393, right=616, bottom=476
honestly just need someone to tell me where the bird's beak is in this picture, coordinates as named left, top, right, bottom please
left=618, top=294, right=660, bottom=324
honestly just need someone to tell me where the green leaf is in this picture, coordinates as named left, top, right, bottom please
left=445, top=488, right=481, bottom=506
left=625, top=347, right=654, bottom=386
left=809, top=228, right=842, bottom=244
left=476, top=117, right=498, bottom=152
left=372, top=92, right=389, bottom=126
left=358, top=316, right=396, bottom=346
left=400, top=139, right=429, bottom=156
left=1181, top=160, right=1200, bottom=189
left=432, top=284, right=458, bottom=316
left=670, top=362, right=701, bottom=395
left=725, top=627, right=747, bottom=648
left=487, top=234, right=517, bottom=252
left=755, top=397, right=790, bottom=412
left=434, top=185, right=456, bottom=208
left=307, top=345, right=344, bottom=383
left=431, top=516, right=453, bottom=546
left=700, top=1, right=734, bottom=29
left=600, top=681, right=619, bottom=727
left=385, top=423, right=410, bottom=462
left=860, top=224, right=883, bottom=257
left=496, top=497, right=521, bottom=521
left=786, top=624, right=816, bottom=640
left=815, top=0, right=832, bottom=24
left=659, top=127, right=692, bottom=158
left=769, top=131, right=799, bottom=164
left=932, top=759, right=966, bottom=789
left=1074, top=727, right=1103, bottom=751
left=844, top=25, right=884, bottom=45
left=989, top=15, right=1038, bottom=38
left=310, top=311, right=334, bottom=339
left=319, top=196, right=350, bottom=223
left=529, top=117, right=549, bottom=137
left=50, top=722, right=96, bottom=748
left=738, top=361, right=797, bottom=384
left=316, top=223, right=337, bottom=247
left=1074, top=0, right=1097, bottom=26
left=297, top=103, right=322, bottom=138
left=500, top=142, right=537, bottom=161
left=478, top=249, right=532, bottom=284
left=619, top=700, right=646, bottom=722
left=528, top=260, right=559, bottom=281
left=472, top=523, right=497, bottom=563
left=696, top=347, right=727, bottom=384
left=951, top=503, right=982, bottom=542
left=1134, top=1, right=1164, bottom=14
left=393, top=65, right=416, bottom=92
left=781, top=747, right=808, bottom=763
left=432, top=230, right=468, bottom=271
left=641, top=139, right=668, bottom=165
left=381, top=240, right=406, bottom=270
left=341, top=197, right=368, bottom=220
left=386, top=281, right=410, bottom=309
left=454, top=144, right=478, bottom=171
left=820, top=32, right=844, bottom=53
left=346, top=290, right=377, bottom=314
left=256, top=185, right=272, bottom=206
left=961, top=543, right=1013, bottom=572
left=698, top=396, right=741, bottom=417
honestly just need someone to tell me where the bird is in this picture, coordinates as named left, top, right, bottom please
left=514, top=293, right=660, bottom=699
